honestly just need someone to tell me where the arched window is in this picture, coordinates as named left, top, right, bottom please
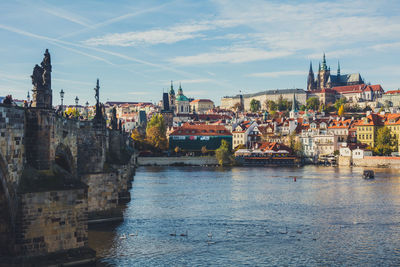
left=181, top=106, right=183, bottom=112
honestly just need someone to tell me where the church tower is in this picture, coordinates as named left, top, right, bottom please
left=307, top=61, right=316, bottom=91
left=317, top=53, right=331, bottom=90
left=31, top=49, right=52, bottom=109
left=290, top=94, right=299, bottom=119
left=168, top=81, right=176, bottom=112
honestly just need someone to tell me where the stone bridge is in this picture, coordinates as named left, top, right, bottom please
left=0, top=50, right=137, bottom=266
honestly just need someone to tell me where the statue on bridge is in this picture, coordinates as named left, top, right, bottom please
left=93, top=79, right=105, bottom=123
left=31, top=49, right=52, bottom=109
left=110, top=107, right=118, bottom=130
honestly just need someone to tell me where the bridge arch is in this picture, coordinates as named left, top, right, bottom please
left=55, top=143, right=76, bottom=176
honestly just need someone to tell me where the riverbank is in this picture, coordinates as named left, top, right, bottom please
left=339, top=156, right=400, bottom=168
left=137, top=156, right=218, bottom=166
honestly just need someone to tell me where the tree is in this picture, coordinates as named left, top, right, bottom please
left=306, top=97, right=320, bottom=111
left=334, top=98, right=347, bottom=111
left=215, top=139, right=232, bottom=166
left=232, top=102, right=243, bottom=112
left=375, top=127, right=393, bottom=155
left=65, top=107, right=80, bottom=117
left=318, top=103, right=324, bottom=113
left=201, top=146, right=208, bottom=155
left=288, top=132, right=296, bottom=151
left=300, top=105, right=306, bottom=111
left=293, top=140, right=303, bottom=157
left=277, top=95, right=291, bottom=111
left=338, top=104, right=345, bottom=117
left=250, top=99, right=261, bottom=112
left=265, top=100, right=277, bottom=112
left=131, top=129, right=144, bottom=142
left=146, top=114, right=167, bottom=150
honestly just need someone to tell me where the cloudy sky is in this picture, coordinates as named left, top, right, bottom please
left=1, top=0, right=400, bottom=105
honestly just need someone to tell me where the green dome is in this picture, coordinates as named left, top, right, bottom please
left=176, top=94, right=189, bottom=102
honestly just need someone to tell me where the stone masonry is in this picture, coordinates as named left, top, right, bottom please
left=0, top=50, right=136, bottom=266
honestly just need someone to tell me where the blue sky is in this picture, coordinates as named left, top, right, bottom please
left=1, top=0, right=400, bottom=105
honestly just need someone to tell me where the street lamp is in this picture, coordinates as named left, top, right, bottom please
left=75, top=96, right=79, bottom=118
left=27, top=91, right=30, bottom=103
left=60, top=89, right=65, bottom=113
left=85, top=101, right=89, bottom=119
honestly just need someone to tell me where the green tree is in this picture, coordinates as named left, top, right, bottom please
left=215, top=139, right=232, bottom=166
left=334, top=98, right=347, bottom=111
left=146, top=114, right=167, bottom=150
left=300, top=105, right=306, bottom=111
left=250, top=99, right=261, bottom=112
left=306, top=97, right=320, bottom=111
left=265, top=100, right=277, bottom=112
left=374, top=127, right=393, bottom=155
left=277, top=95, right=291, bottom=111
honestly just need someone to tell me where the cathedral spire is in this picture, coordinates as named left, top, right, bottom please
left=337, top=61, right=341, bottom=76
left=318, top=62, right=321, bottom=71
left=322, top=53, right=327, bottom=71
left=307, top=61, right=315, bottom=91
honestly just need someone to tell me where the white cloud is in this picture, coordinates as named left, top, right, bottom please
left=180, top=79, right=213, bottom=84
left=247, top=70, right=306, bottom=78
left=170, top=47, right=292, bottom=65
left=41, top=7, right=92, bottom=27
left=58, top=3, right=172, bottom=39
left=83, top=23, right=214, bottom=47
left=370, top=42, right=400, bottom=51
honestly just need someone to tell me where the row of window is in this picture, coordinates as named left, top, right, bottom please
left=358, top=127, right=372, bottom=131
left=358, top=134, right=372, bottom=139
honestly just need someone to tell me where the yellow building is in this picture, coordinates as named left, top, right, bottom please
left=384, top=114, right=400, bottom=151
left=190, top=99, right=214, bottom=114
left=355, top=113, right=400, bottom=151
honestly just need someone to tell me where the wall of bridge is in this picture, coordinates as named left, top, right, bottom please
left=0, top=105, right=135, bottom=262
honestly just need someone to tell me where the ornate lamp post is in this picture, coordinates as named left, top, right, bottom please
left=60, top=89, right=65, bottom=113
left=27, top=91, right=30, bottom=102
left=85, top=101, right=89, bottom=119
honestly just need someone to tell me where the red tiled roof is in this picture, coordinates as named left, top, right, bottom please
left=258, top=142, right=291, bottom=153
left=190, top=99, right=214, bottom=103
left=385, top=89, right=400, bottom=95
left=332, top=84, right=383, bottom=94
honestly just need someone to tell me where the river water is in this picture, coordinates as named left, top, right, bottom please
left=89, top=166, right=400, bottom=266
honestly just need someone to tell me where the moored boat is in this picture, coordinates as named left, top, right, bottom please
left=363, top=170, right=374, bottom=179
